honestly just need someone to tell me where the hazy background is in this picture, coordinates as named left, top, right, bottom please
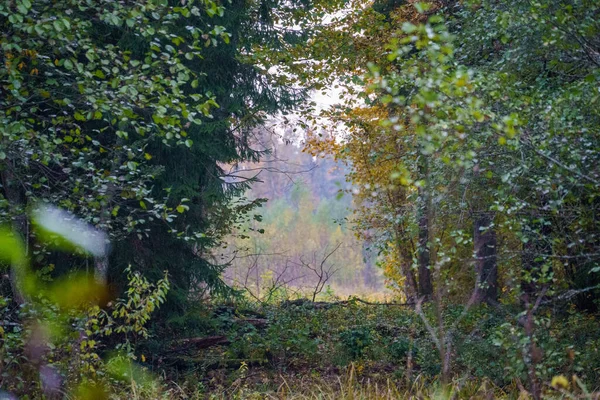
left=221, top=127, right=387, bottom=299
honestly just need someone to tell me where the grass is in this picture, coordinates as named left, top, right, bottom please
left=116, top=364, right=599, bottom=400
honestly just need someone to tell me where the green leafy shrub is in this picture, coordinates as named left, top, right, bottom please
left=388, top=337, right=414, bottom=361
left=338, top=327, right=373, bottom=361
left=0, top=268, right=169, bottom=398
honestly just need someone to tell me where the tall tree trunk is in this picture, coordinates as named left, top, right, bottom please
left=563, top=196, right=600, bottom=312
left=1, top=165, right=27, bottom=304
left=417, top=202, right=433, bottom=299
left=397, top=237, right=417, bottom=303
left=417, top=156, right=433, bottom=300
left=388, top=181, right=418, bottom=303
left=93, top=138, right=126, bottom=284
left=473, top=212, right=498, bottom=304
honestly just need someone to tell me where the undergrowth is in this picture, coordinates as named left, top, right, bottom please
left=140, top=297, right=600, bottom=399
left=2, top=285, right=599, bottom=399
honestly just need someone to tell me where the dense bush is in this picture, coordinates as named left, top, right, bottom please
left=158, top=299, right=600, bottom=396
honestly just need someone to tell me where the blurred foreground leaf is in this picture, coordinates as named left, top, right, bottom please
left=0, top=227, right=26, bottom=266
left=46, top=274, right=110, bottom=309
left=32, top=205, right=108, bottom=257
left=74, top=381, right=109, bottom=400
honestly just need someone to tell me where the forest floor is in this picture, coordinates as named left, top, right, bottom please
left=143, top=299, right=600, bottom=399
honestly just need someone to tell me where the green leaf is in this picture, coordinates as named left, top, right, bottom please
left=414, top=2, right=431, bottom=13
left=402, top=22, right=417, bottom=34
left=0, top=227, right=26, bottom=266
left=53, top=19, right=63, bottom=32
left=381, top=94, right=393, bottom=104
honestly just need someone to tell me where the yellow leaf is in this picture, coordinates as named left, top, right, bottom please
left=551, top=375, right=569, bottom=389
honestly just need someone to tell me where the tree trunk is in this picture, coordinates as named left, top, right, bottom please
left=562, top=197, right=600, bottom=312
left=473, top=213, right=498, bottom=304
left=417, top=204, right=433, bottom=299
left=1, top=166, right=27, bottom=304
left=417, top=155, right=433, bottom=300
left=521, top=213, right=552, bottom=304
left=398, top=241, right=418, bottom=303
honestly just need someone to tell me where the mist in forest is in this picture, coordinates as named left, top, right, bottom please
left=222, top=131, right=387, bottom=299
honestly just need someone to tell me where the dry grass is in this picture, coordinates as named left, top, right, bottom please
left=119, top=375, right=600, bottom=400
left=137, top=365, right=600, bottom=400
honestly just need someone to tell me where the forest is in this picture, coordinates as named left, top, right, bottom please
left=0, top=0, right=599, bottom=398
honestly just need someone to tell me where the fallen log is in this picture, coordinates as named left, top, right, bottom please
left=175, top=335, right=230, bottom=350
left=282, top=298, right=414, bottom=309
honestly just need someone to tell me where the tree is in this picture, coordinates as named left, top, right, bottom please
left=111, top=0, right=355, bottom=318
left=0, top=0, right=354, bottom=318
left=452, top=0, right=600, bottom=309
left=0, top=0, right=226, bottom=292
left=304, top=0, right=483, bottom=303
